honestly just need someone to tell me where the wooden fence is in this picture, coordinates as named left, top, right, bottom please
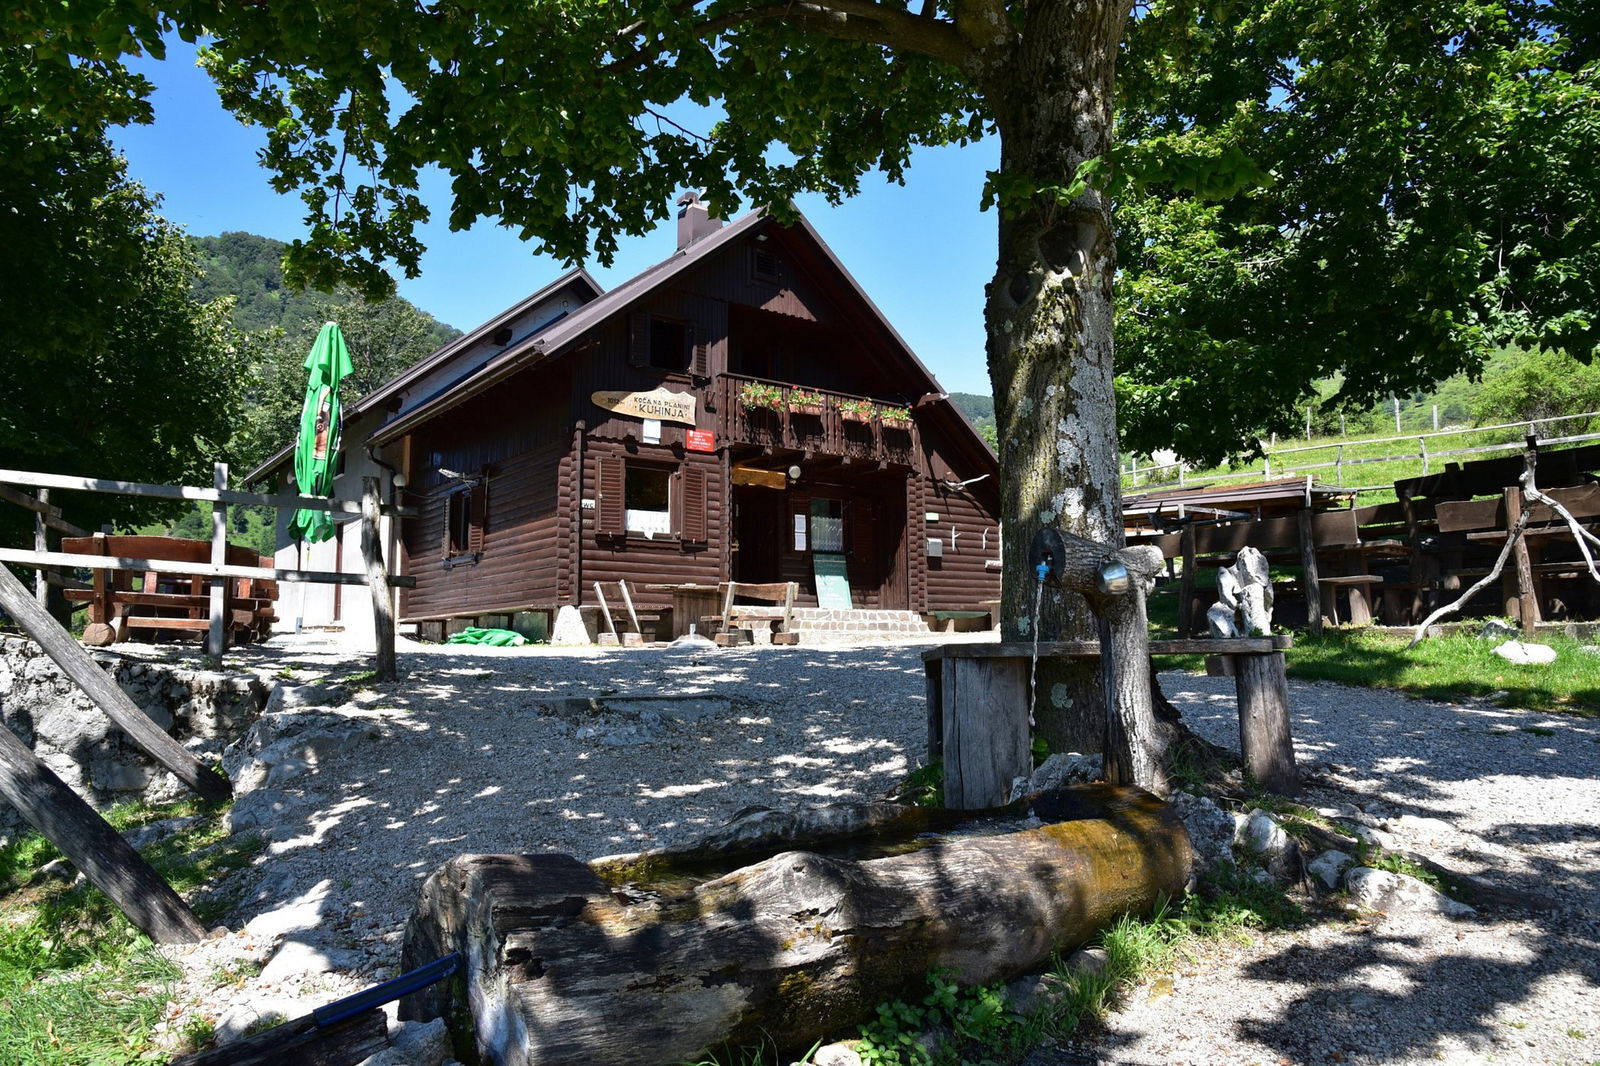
left=0, top=463, right=415, bottom=676
left=1125, top=410, right=1600, bottom=492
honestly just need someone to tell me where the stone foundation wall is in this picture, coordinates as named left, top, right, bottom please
left=0, top=635, right=267, bottom=842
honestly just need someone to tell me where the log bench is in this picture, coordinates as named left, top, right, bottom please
left=700, top=580, right=799, bottom=646
left=923, top=635, right=1296, bottom=807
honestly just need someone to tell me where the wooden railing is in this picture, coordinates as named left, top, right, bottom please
left=717, top=375, right=921, bottom=470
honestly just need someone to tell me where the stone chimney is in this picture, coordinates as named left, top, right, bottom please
left=676, top=190, right=723, bottom=249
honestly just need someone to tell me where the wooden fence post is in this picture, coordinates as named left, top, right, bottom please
left=0, top=725, right=207, bottom=943
left=33, top=487, right=49, bottom=605
left=361, top=477, right=397, bottom=682
left=0, top=563, right=232, bottom=803
left=207, top=462, right=228, bottom=658
left=1236, top=651, right=1297, bottom=795
left=1177, top=520, right=1196, bottom=640
left=1298, top=508, right=1324, bottom=637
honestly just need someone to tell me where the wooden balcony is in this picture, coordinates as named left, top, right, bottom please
left=716, top=375, right=921, bottom=471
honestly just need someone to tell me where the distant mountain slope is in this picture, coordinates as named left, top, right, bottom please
left=948, top=391, right=996, bottom=448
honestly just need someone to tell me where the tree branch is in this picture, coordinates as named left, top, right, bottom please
left=1408, top=447, right=1538, bottom=646
left=608, top=0, right=969, bottom=71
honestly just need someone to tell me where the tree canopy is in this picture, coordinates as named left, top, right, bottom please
left=1113, top=0, right=1600, bottom=466
left=0, top=42, right=243, bottom=539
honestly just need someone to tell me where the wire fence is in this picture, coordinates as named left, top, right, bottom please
left=1123, top=411, right=1600, bottom=495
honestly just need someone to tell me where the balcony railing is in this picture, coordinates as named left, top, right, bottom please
left=717, top=375, right=920, bottom=470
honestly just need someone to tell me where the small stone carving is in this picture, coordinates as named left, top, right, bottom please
left=1206, top=546, right=1274, bottom=638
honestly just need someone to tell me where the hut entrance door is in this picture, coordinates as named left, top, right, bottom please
left=732, top=485, right=784, bottom=585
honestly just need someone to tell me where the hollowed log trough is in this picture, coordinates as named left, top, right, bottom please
left=399, top=785, right=1192, bottom=1066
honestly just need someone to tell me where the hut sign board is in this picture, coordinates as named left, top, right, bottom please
left=592, top=387, right=696, bottom=425
left=687, top=429, right=715, bottom=453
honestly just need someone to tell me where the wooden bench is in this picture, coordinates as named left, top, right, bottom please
left=923, top=635, right=1296, bottom=808
left=592, top=581, right=668, bottom=646
left=701, top=581, right=799, bottom=646
left=61, top=534, right=278, bottom=647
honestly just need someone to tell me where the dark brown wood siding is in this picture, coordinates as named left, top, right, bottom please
left=918, top=415, right=1002, bottom=613
left=579, top=439, right=725, bottom=609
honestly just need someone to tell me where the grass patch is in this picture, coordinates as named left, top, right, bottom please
left=1282, top=628, right=1600, bottom=714
left=0, top=798, right=257, bottom=1063
left=887, top=761, right=944, bottom=808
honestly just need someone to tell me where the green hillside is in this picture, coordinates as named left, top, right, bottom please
left=948, top=391, right=996, bottom=448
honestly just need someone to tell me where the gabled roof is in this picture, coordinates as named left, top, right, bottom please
left=368, top=207, right=950, bottom=446
left=243, top=267, right=602, bottom=484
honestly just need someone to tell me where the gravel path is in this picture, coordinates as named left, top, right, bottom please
left=159, top=635, right=1599, bottom=1065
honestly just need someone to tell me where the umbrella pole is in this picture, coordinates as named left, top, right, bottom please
left=295, top=537, right=309, bottom=633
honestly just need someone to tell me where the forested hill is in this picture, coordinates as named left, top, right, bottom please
left=192, top=231, right=460, bottom=476
left=192, top=231, right=458, bottom=346
left=948, top=392, right=996, bottom=448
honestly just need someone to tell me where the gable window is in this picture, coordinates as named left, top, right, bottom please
left=649, top=318, right=690, bottom=371
left=752, top=246, right=782, bottom=284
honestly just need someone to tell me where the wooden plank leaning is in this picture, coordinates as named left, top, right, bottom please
left=361, top=478, right=397, bottom=682
left=0, top=723, right=206, bottom=943
left=0, top=563, right=232, bottom=803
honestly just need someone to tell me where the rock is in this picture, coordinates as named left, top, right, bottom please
left=1168, top=792, right=1237, bottom=875
left=263, top=683, right=353, bottom=714
left=1005, top=972, right=1068, bottom=1015
left=1236, top=809, right=1301, bottom=881
left=40, top=857, right=78, bottom=882
left=1343, top=867, right=1477, bottom=917
left=226, top=788, right=306, bottom=840
left=1351, top=823, right=1398, bottom=852
left=1063, top=946, right=1109, bottom=978
left=1478, top=619, right=1520, bottom=642
left=550, top=604, right=596, bottom=645
left=224, top=711, right=380, bottom=794
left=805, top=1042, right=864, bottom=1066
left=1306, top=849, right=1355, bottom=890
left=121, top=815, right=204, bottom=851
left=258, top=937, right=355, bottom=984
left=1392, top=814, right=1454, bottom=843
left=1027, top=752, right=1102, bottom=792
left=354, top=1018, right=452, bottom=1066
left=214, top=994, right=303, bottom=1044
left=1492, top=640, right=1557, bottom=665
left=245, top=879, right=337, bottom=939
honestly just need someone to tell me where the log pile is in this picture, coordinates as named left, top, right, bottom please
left=400, top=786, right=1193, bottom=1066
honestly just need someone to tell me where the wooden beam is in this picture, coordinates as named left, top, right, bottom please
left=361, top=478, right=398, bottom=682
left=1299, top=508, right=1324, bottom=637
left=920, top=636, right=1292, bottom=661
left=0, top=563, right=232, bottom=804
left=1235, top=651, right=1297, bottom=795
left=1505, top=485, right=1540, bottom=636
left=0, top=548, right=416, bottom=588
left=0, top=482, right=88, bottom=536
left=0, top=468, right=415, bottom=517
left=208, top=463, right=229, bottom=657
left=0, top=723, right=206, bottom=943
left=168, top=1008, right=388, bottom=1066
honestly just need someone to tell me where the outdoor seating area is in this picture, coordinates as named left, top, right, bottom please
left=1128, top=440, right=1600, bottom=631
left=60, top=534, right=279, bottom=647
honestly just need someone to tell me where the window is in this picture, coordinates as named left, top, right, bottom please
left=649, top=318, right=690, bottom=371
left=596, top=455, right=708, bottom=543
left=625, top=465, right=672, bottom=536
left=442, top=479, right=486, bottom=563
left=809, top=498, right=844, bottom=553
left=752, top=246, right=782, bottom=284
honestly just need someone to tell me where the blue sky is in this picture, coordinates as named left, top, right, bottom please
left=111, top=42, right=1002, bottom=398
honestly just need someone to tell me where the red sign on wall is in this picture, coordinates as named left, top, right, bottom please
left=686, top=429, right=715, bottom=453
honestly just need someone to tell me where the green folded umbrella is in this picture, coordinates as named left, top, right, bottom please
left=290, top=322, right=354, bottom=544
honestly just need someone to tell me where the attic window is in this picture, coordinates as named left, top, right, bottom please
left=649, top=318, right=690, bottom=371
left=751, top=247, right=782, bottom=284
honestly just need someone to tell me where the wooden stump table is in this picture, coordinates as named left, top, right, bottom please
left=922, top=635, right=1298, bottom=806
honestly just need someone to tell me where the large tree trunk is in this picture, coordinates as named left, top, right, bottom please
left=982, top=2, right=1147, bottom=768
left=400, top=788, right=1191, bottom=1066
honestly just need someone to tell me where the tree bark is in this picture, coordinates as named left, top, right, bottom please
left=982, top=1, right=1141, bottom=759
left=400, top=787, right=1190, bottom=1066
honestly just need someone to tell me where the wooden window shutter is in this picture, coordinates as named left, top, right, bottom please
left=597, top=455, right=625, bottom=537
left=628, top=313, right=650, bottom=367
left=681, top=464, right=707, bottom=544
left=690, top=325, right=709, bottom=378
left=468, top=480, right=488, bottom=554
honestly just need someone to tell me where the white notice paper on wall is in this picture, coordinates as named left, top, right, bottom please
left=642, top=419, right=662, bottom=444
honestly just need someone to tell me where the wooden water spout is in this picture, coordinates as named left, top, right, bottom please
left=399, top=785, right=1192, bottom=1066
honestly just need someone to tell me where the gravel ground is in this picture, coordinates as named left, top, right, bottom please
left=150, top=634, right=1599, bottom=1065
